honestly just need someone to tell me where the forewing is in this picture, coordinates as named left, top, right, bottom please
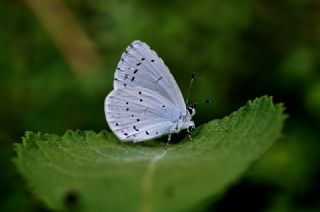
left=113, top=40, right=186, bottom=113
left=105, top=87, right=177, bottom=142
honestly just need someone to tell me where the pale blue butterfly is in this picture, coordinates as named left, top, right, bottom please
left=104, top=40, right=195, bottom=142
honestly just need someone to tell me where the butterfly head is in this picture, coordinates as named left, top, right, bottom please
left=187, top=105, right=196, bottom=117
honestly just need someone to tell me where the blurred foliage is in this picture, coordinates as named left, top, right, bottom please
left=1, top=0, right=320, bottom=211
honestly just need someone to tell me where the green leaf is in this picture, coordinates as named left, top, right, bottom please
left=14, top=96, right=285, bottom=212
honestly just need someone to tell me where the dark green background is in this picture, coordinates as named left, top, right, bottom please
left=1, top=0, right=319, bottom=211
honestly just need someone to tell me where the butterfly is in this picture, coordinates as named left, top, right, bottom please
left=104, top=40, right=195, bottom=142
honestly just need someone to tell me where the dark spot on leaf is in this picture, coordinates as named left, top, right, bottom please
left=124, top=83, right=127, bottom=87
left=117, top=68, right=120, bottom=70
left=137, top=119, right=140, bottom=122
left=125, top=74, right=128, bottom=79
left=132, top=115, right=134, bottom=117
left=125, top=50, right=128, bottom=54
left=146, top=131, right=149, bottom=135
left=151, top=59, right=155, bottom=62
left=124, top=133, right=128, bottom=136
left=131, top=77, right=135, bottom=81
left=156, top=132, right=159, bottom=134
left=116, top=123, right=119, bottom=126
left=121, top=58, right=124, bottom=62
left=139, top=91, right=142, bottom=95
left=126, top=102, right=128, bottom=105
left=162, top=105, right=165, bottom=108
left=134, top=69, right=138, bottom=74
left=140, top=99, right=143, bottom=102
left=126, top=108, right=129, bottom=111
left=137, top=62, right=141, bottom=66
left=141, top=58, right=145, bottom=61
left=64, top=190, right=79, bottom=209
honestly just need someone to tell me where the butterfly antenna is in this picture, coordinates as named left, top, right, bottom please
left=186, top=72, right=195, bottom=105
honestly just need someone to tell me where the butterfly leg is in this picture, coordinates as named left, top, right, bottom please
left=186, top=128, right=192, bottom=141
left=166, top=133, right=172, bottom=146
left=187, top=124, right=196, bottom=141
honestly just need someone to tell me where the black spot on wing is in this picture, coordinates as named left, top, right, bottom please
left=155, top=76, right=163, bottom=83
left=133, top=126, right=139, bottom=131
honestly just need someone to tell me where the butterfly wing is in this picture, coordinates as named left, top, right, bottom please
left=105, top=86, right=179, bottom=142
left=113, top=40, right=186, bottom=114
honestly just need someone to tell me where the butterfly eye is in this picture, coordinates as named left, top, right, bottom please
left=187, top=106, right=196, bottom=116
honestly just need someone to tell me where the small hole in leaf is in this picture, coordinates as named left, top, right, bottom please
left=64, top=190, right=79, bottom=209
